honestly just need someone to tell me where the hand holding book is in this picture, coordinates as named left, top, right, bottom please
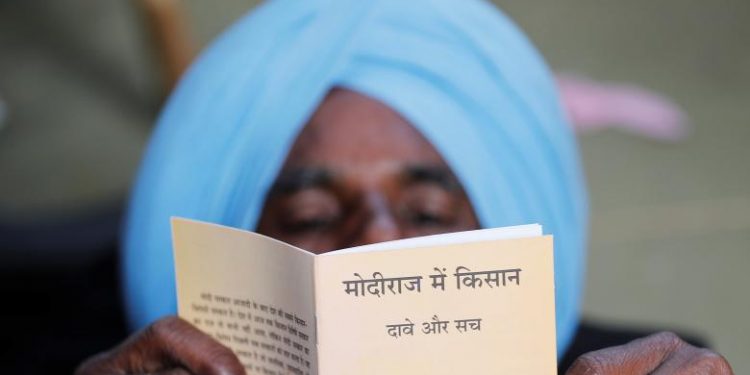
left=76, top=219, right=731, bottom=374
left=75, top=317, right=730, bottom=375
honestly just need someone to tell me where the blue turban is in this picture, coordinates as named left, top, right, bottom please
left=123, top=0, right=588, bottom=357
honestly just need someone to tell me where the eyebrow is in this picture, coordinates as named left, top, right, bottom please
left=402, top=165, right=460, bottom=191
left=267, top=164, right=461, bottom=196
left=268, top=167, right=335, bottom=195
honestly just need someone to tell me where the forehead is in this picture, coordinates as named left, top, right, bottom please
left=281, top=88, right=447, bottom=171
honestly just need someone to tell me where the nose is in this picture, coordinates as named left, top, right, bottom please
left=348, top=193, right=401, bottom=247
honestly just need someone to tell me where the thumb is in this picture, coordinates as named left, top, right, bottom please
left=565, top=332, right=732, bottom=375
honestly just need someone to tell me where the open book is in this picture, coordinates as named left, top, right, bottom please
left=172, top=218, right=557, bottom=374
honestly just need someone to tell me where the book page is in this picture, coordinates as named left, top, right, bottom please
left=172, top=218, right=318, bottom=375
left=314, top=236, right=556, bottom=374
left=332, top=224, right=541, bottom=254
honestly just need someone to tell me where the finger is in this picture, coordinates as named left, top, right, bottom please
left=651, top=345, right=733, bottom=375
left=143, top=317, right=246, bottom=375
left=565, top=332, right=733, bottom=375
left=77, top=316, right=246, bottom=375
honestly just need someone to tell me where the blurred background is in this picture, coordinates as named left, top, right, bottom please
left=1, top=0, right=747, bottom=372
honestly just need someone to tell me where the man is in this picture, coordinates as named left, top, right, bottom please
left=79, top=0, right=732, bottom=373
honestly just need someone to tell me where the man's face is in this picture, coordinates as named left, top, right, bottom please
left=257, top=88, right=479, bottom=253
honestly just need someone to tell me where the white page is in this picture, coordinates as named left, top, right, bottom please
left=173, top=218, right=318, bottom=374
left=325, top=223, right=542, bottom=256
left=314, top=233, right=556, bottom=374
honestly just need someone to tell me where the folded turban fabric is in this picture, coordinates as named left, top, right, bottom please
left=124, top=0, right=589, bottom=357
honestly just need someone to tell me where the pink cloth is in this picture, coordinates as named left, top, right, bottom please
left=557, top=74, right=689, bottom=141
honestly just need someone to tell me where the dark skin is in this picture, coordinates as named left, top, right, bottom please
left=256, top=87, right=479, bottom=251
left=77, top=89, right=733, bottom=374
